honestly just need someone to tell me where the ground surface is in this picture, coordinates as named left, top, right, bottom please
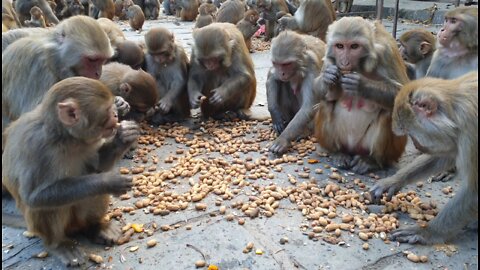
left=2, top=3, right=478, bottom=270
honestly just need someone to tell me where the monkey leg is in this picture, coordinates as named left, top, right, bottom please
left=350, top=155, right=380, bottom=175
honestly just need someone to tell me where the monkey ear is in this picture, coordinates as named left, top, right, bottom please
left=120, top=83, right=132, bottom=96
left=57, top=100, right=80, bottom=126
left=363, top=44, right=380, bottom=73
left=419, top=42, right=431, bottom=56
left=413, top=97, right=438, bottom=118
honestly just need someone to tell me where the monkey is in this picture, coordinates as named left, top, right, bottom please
left=114, top=0, right=126, bottom=18
left=110, top=40, right=145, bottom=69
left=312, top=17, right=409, bottom=174
left=177, top=0, right=200, bottom=21
left=163, top=0, right=177, bottom=15
left=143, top=27, right=191, bottom=125
left=195, top=2, right=216, bottom=28
left=2, top=16, right=114, bottom=135
left=236, top=9, right=260, bottom=52
left=2, top=0, right=22, bottom=30
left=97, top=17, right=127, bottom=46
left=267, top=31, right=326, bottom=155
left=426, top=7, right=477, bottom=79
left=60, top=0, right=86, bottom=18
left=2, top=77, right=139, bottom=267
left=215, top=0, right=245, bottom=24
left=276, top=0, right=335, bottom=41
left=370, top=72, right=478, bottom=245
left=15, top=0, right=60, bottom=26
left=24, top=6, right=47, bottom=27
left=336, top=0, right=353, bottom=13
left=127, top=4, right=145, bottom=30
left=100, top=62, right=159, bottom=122
left=399, top=29, right=436, bottom=80
left=256, top=0, right=289, bottom=40
left=90, top=0, right=115, bottom=19
left=144, top=0, right=160, bottom=19
left=188, top=23, right=256, bottom=119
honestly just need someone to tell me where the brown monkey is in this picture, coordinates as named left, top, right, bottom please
left=399, top=29, right=436, bottom=80
left=60, top=0, right=86, bottom=18
left=426, top=7, right=477, bottom=79
left=267, top=31, right=326, bottom=154
left=2, top=15, right=113, bottom=134
left=188, top=22, right=256, bottom=119
left=100, top=62, right=159, bottom=122
left=215, top=0, right=245, bottom=24
left=177, top=0, right=200, bottom=21
left=127, top=4, right=145, bottom=30
left=110, top=40, right=145, bottom=69
left=114, top=0, right=126, bottom=19
left=276, top=0, right=335, bottom=41
left=144, top=27, right=191, bottom=125
left=312, top=17, right=408, bottom=174
left=2, top=77, right=139, bottom=267
left=24, top=6, right=47, bottom=28
left=336, top=0, right=353, bottom=13
left=15, top=0, right=60, bottom=25
left=256, top=0, right=288, bottom=40
left=144, top=0, right=160, bottom=19
left=2, top=0, right=22, bottom=30
left=236, top=9, right=260, bottom=52
left=370, top=72, right=478, bottom=244
left=195, top=2, right=216, bottom=28
left=90, top=0, right=115, bottom=19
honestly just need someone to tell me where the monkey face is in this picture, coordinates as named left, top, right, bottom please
left=200, top=57, right=222, bottom=71
left=75, top=56, right=108, bottom=79
left=437, top=16, right=462, bottom=47
left=272, top=61, right=297, bottom=82
left=332, top=40, right=365, bottom=72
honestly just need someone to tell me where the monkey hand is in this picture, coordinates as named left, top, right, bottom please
left=114, top=96, right=131, bottom=116
left=116, top=121, right=140, bottom=146
left=189, top=91, right=204, bottom=109
left=390, top=225, right=436, bottom=245
left=156, top=97, right=173, bottom=114
left=340, top=72, right=363, bottom=95
left=210, top=87, right=226, bottom=106
left=322, top=64, right=340, bottom=86
left=269, top=137, right=291, bottom=155
left=369, top=177, right=403, bottom=204
left=104, top=173, right=133, bottom=196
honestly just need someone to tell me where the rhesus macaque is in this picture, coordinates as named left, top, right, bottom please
left=370, top=72, right=478, bottom=244
left=111, top=40, right=145, bottom=69
left=60, top=0, right=86, bottom=18
left=215, top=0, right=245, bottom=24
left=2, top=77, right=139, bottom=267
left=177, top=0, right=200, bottom=21
left=276, top=0, right=335, bottom=41
left=15, top=0, right=60, bottom=25
left=267, top=31, right=326, bottom=154
left=24, top=6, right=47, bottom=27
left=426, top=7, right=478, bottom=79
left=195, top=2, right=216, bottom=28
left=100, top=62, right=159, bottom=122
left=2, top=15, right=113, bottom=134
left=163, top=0, right=177, bottom=15
left=127, top=4, right=145, bottom=30
left=188, top=23, right=256, bottom=119
left=90, top=0, right=115, bottom=19
left=236, top=9, right=260, bottom=52
left=143, top=27, right=191, bottom=125
left=144, top=0, right=160, bottom=19
left=256, top=0, right=289, bottom=40
left=399, top=29, right=436, bottom=80
left=2, top=0, right=22, bottom=30
left=114, top=0, right=126, bottom=18
left=336, top=0, right=353, bottom=13
left=312, top=17, right=409, bottom=174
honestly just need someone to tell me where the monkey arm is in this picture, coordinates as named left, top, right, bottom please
left=96, top=141, right=131, bottom=172
left=187, top=61, right=206, bottom=108
left=266, top=70, right=286, bottom=134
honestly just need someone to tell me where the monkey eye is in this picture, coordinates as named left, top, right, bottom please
left=450, top=18, right=457, bottom=24
left=351, top=44, right=359, bottom=49
left=335, top=44, right=344, bottom=49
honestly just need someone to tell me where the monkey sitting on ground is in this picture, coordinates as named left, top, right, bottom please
left=398, top=29, right=436, bottom=80
left=195, top=2, right=217, bottom=28
left=312, top=17, right=408, bottom=174
left=256, top=0, right=289, bottom=40
left=24, top=6, right=47, bottom=28
left=188, top=23, right=256, bottom=120
left=236, top=9, right=260, bottom=52
left=370, top=72, right=478, bottom=244
left=144, top=0, right=160, bottom=19
left=267, top=31, right=325, bottom=155
left=2, top=77, right=139, bottom=267
left=90, top=0, right=115, bottom=19
left=15, top=0, right=60, bottom=26
left=144, top=27, right=191, bottom=125
left=215, top=0, right=245, bottom=24
left=127, top=4, right=145, bottom=31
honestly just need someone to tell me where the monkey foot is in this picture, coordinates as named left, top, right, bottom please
left=429, top=168, right=456, bottom=182
left=390, top=226, right=432, bottom=245
left=350, top=155, right=380, bottom=175
left=331, top=153, right=352, bottom=169
left=48, top=241, right=86, bottom=267
left=92, top=222, right=122, bottom=246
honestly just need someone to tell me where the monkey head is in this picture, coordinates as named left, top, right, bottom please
left=198, top=3, right=216, bottom=15
left=256, top=0, right=272, bottom=12
left=270, top=31, right=307, bottom=82
left=57, top=16, right=114, bottom=79
left=114, top=40, right=145, bottom=69
left=325, top=17, right=378, bottom=73
left=43, top=78, right=119, bottom=141
left=30, top=6, right=44, bottom=18
left=399, top=29, right=436, bottom=64
left=192, top=24, right=234, bottom=71
left=438, top=7, right=478, bottom=50
left=145, top=27, right=177, bottom=65
left=246, top=9, right=260, bottom=24
left=392, top=78, right=457, bottom=155
left=119, top=70, right=159, bottom=119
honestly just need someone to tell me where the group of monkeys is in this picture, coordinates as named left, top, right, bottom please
left=1, top=0, right=478, bottom=267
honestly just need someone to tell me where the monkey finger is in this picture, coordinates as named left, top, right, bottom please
left=210, top=93, right=223, bottom=105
